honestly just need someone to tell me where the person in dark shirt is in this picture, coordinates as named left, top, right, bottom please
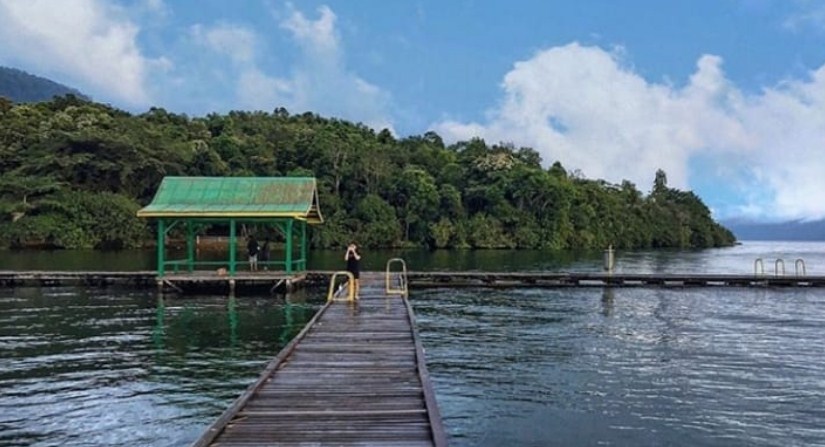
left=344, top=243, right=361, bottom=298
left=247, top=235, right=259, bottom=271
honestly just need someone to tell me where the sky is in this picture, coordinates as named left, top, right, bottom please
left=1, top=0, right=824, bottom=223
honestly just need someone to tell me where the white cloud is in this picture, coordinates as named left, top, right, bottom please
left=229, top=4, right=393, bottom=131
left=432, top=43, right=825, bottom=221
left=783, top=0, right=825, bottom=31
left=281, top=4, right=338, bottom=57
left=0, top=0, right=158, bottom=105
left=142, top=0, right=166, bottom=15
left=236, top=68, right=292, bottom=109
left=269, top=3, right=393, bottom=131
left=188, top=5, right=394, bottom=131
left=190, top=23, right=257, bottom=64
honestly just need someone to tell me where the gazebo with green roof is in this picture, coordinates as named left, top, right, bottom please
left=137, top=176, right=323, bottom=277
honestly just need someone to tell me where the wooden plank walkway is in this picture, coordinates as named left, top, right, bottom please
left=190, top=271, right=447, bottom=447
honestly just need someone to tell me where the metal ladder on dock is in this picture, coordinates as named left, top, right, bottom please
left=190, top=260, right=446, bottom=447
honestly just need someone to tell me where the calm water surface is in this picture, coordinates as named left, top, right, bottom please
left=1, top=241, right=825, bottom=446
left=0, top=289, right=320, bottom=446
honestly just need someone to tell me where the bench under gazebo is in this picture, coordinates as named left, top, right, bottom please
left=137, top=176, right=323, bottom=293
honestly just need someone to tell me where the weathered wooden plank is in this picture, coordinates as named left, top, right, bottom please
left=214, top=443, right=433, bottom=447
left=232, top=408, right=427, bottom=417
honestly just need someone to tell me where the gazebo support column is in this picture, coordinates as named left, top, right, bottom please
left=229, top=218, right=237, bottom=276
left=301, top=219, right=307, bottom=271
left=285, top=219, right=294, bottom=274
left=186, top=220, right=195, bottom=273
left=157, top=219, right=166, bottom=277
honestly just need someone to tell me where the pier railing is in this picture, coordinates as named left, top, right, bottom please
left=385, top=258, right=409, bottom=297
left=161, top=258, right=307, bottom=275
left=326, top=271, right=356, bottom=302
left=754, top=258, right=807, bottom=277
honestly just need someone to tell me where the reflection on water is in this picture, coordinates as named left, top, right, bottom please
left=0, top=287, right=321, bottom=447
left=3, top=240, right=825, bottom=275
left=601, top=287, right=615, bottom=317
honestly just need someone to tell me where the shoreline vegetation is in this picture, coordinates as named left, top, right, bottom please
left=0, top=95, right=735, bottom=251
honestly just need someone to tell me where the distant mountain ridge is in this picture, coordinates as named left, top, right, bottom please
left=0, top=66, right=88, bottom=103
left=722, top=218, right=825, bottom=241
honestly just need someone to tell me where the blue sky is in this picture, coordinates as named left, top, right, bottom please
left=1, top=0, right=825, bottom=222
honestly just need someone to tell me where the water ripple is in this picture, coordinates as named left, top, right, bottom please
left=0, top=288, right=321, bottom=447
left=415, top=287, right=825, bottom=447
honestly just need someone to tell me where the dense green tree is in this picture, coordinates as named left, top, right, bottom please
left=0, top=96, right=736, bottom=250
left=353, top=194, right=400, bottom=247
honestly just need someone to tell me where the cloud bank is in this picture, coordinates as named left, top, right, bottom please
left=0, top=0, right=161, bottom=106
left=188, top=4, right=393, bottom=132
left=433, top=43, right=825, bottom=221
left=0, top=1, right=392, bottom=131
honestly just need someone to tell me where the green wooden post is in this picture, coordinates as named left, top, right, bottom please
left=285, top=219, right=293, bottom=274
left=186, top=219, right=194, bottom=273
left=272, top=220, right=286, bottom=271
left=157, top=219, right=165, bottom=277
left=301, top=219, right=307, bottom=271
left=229, top=218, right=237, bottom=276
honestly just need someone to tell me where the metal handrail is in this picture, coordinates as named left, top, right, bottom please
left=795, top=258, right=806, bottom=276
left=385, top=258, right=408, bottom=297
left=327, top=271, right=356, bottom=302
left=775, top=259, right=785, bottom=276
left=754, top=258, right=764, bottom=275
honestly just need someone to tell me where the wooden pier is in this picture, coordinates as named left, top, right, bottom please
left=159, top=271, right=307, bottom=295
left=3, top=270, right=825, bottom=290
left=406, top=271, right=825, bottom=288
left=0, top=270, right=308, bottom=294
left=0, top=270, right=156, bottom=288
left=190, top=271, right=447, bottom=447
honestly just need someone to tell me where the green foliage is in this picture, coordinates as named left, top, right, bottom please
left=466, top=214, right=513, bottom=249
left=5, top=191, right=146, bottom=249
left=353, top=194, right=400, bottom=247
left=0, top=96, right=736, bottom=250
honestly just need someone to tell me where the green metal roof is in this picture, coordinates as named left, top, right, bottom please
left=136, top=176, right=324, bottom=224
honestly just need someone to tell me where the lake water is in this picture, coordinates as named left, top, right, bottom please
left=1, top=241, right=825, bottom=446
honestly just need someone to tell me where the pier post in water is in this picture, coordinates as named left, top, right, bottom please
left=604, top=245, right=615, bottom=274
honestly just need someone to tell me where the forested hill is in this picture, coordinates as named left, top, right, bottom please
left=0, top=96, right=736, bottom=250
left=0, top=67, right=88, bottom=103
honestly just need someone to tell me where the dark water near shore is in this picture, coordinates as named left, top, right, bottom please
left=2, top=241, right=825, bottom=446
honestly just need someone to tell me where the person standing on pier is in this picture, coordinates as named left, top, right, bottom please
left=247, top=235, right=260, bottom=272
left=345, top=243, right=361, bottom=298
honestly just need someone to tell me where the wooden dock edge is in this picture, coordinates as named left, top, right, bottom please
left=403, top=296, right=448, bottom=447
